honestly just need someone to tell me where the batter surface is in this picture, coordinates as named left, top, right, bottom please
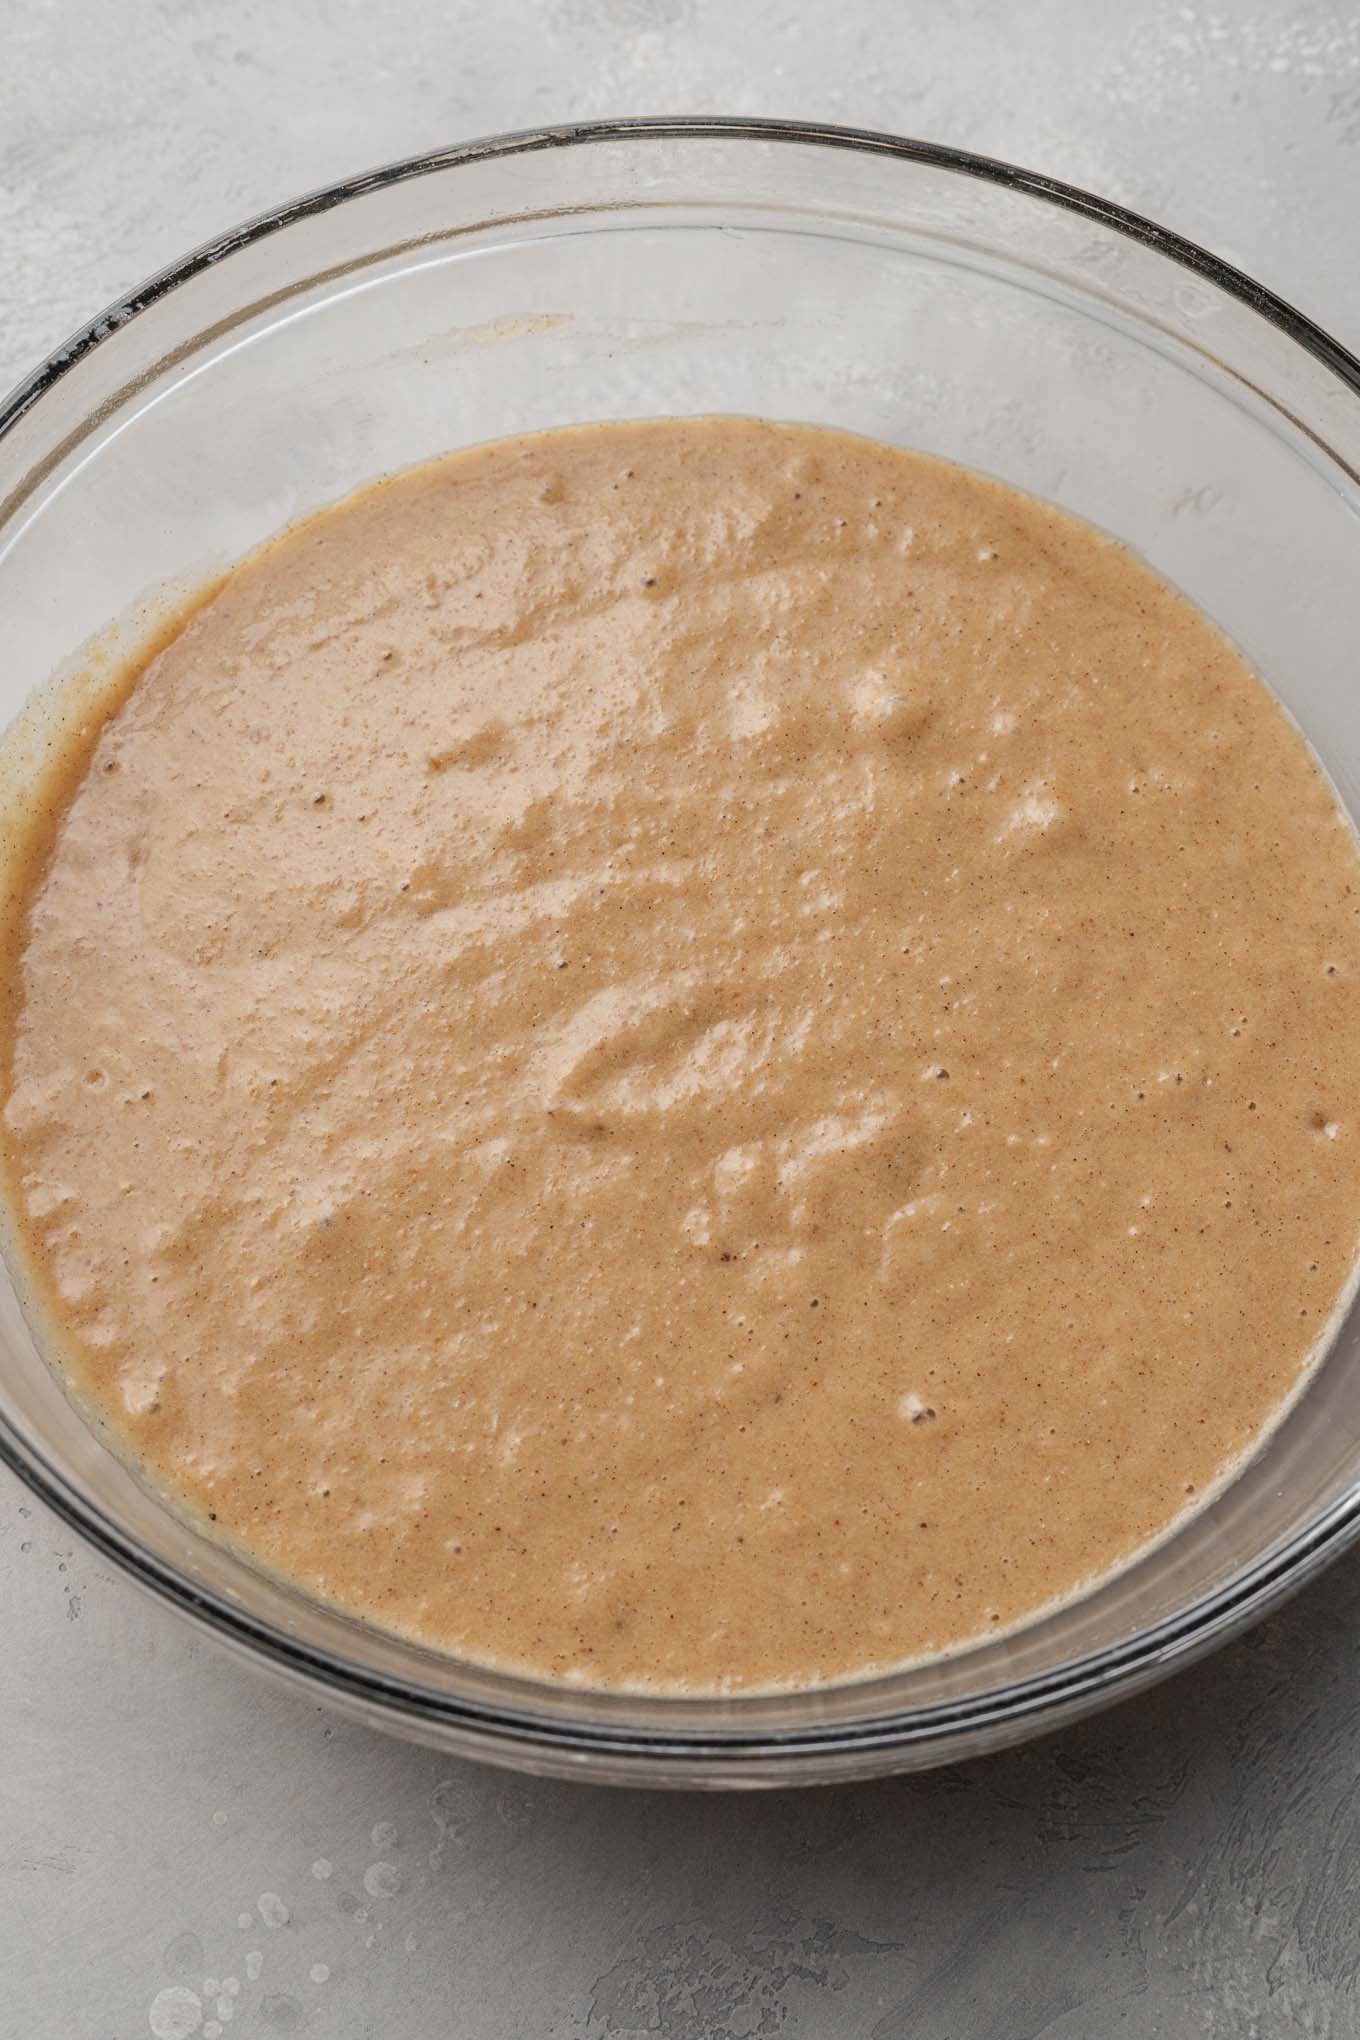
left=5, top=417, right=1360, bottom=1692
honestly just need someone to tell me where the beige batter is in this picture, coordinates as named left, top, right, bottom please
left=4, top=416, right=1360, bottom=1693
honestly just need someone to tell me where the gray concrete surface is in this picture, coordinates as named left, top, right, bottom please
left=5, top=2, right=1360, bottom=2034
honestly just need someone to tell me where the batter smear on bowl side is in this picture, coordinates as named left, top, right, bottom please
left=4, top=416, right=1360, bottom=1691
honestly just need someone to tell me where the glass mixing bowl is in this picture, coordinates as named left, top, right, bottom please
left=4, top=118, right=1360, bottom=1787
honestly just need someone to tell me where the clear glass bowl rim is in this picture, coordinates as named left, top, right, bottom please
left=5, top=113, right=1360, bottom=1776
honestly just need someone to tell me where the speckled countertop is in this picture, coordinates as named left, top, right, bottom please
left=6, top=4, right=1360, bottom=2035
